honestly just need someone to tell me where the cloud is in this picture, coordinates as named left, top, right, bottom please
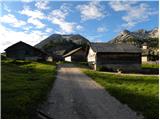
left=51, top=18, right=75, bottom=33
left=20, top=6, right=46, bottom=29
left=0, top=24, right=48, bottom=52
left=109, top=1, right=158, bottom=29
left=20, top=6, right=45, bottom=19
left=49, top=9, right=67, bottom=20
left=76, top=25, right=83, bottom=30
left=27, top=18, right=45, bottom=29
left=35, top=0, right=50, bottom=10
left=97, top=27, right=108, bottom=32
left=3, top=4, right=11, bottom=12
left=23, top=26, right=33, bottom=31
left=0, top=14, right=26, bottom=27
left=108, top=1, right=137, bottom=12
left=76, top=1, right=106, bottom=21
left=21, top=0, right=33, bottom=3
left=45, top=28, right=53, bottom=33
left=48, top=4, right=76, bottom=33
left=122, top=3, right=158, bottom=28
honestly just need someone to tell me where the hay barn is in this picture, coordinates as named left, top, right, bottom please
left=63, top=47, right=87, bottom=62
left=87, top=43, right=141, bottom=71
left=5, top=41, right=48, bottom=60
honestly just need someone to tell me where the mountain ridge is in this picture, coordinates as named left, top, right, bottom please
left=35, top=27, right=159, bottom=56
left=35, top=34, right=89, bottom=55
left=108, top=28, right=159, bottom=46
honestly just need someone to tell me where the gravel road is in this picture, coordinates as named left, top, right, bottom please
left=38, top=64, right=142, bottom=119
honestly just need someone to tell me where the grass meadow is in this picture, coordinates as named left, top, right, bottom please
left=141, top=63, right=159, bottom=69
left=83, top=69, right=159, bottom=118
left=1, top=60, right=56, bottom=118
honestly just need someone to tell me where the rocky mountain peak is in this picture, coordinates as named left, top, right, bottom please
left=120, top=29, right=130, bottom=35
left=136, top=29, right=147, bottom=34
left=108, top=27, right=159, bottom=49
left=149, top=28, right=159, bottom=38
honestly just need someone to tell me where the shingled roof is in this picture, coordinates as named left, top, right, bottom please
left=90, top=43, right=141, bottom=53
left=5, top=41, right=48, bottom=55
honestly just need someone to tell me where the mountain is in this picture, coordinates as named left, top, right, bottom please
left=108, top=28, right=159, bottom=49
left=35, top=28, right=158, bottom=56
left=35, top=34, right=89, bottom=55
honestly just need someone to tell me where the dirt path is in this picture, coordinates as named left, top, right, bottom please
left=38, top=64, right=142, bottom=119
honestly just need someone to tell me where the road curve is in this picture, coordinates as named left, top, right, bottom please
left=38, top=64, right=142, bottom=119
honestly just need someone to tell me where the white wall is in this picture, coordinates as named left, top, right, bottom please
left=87, top=47, right=97, bottom=70
left=65, top=56, right=71, bottom=62
left=47, top=56, right=53, bottom=62
left=142, top=45, right=147, bottom=49
left=87, top=47, right=96, bottom=62
left=142, top=56, right=147, bottom=62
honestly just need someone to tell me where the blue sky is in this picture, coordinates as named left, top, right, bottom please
left=0, top=0, right=159, bottom=52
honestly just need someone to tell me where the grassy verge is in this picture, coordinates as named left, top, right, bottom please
left=142, top=63, right=159, bottom=69
left=1, top=60, right=57, bottom=118
left=82, top=69, right=159, bottom=118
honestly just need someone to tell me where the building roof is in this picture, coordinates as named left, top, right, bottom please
left=63, top=47, right=82, bottom=57
left=142, top=42, right=147, bottom=46
left=5, top=41, right=48, bottom=55
left=90, top=43, right=141, bottom=53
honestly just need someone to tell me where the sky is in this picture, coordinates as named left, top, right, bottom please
left=0, top=0, right=159, bottom=52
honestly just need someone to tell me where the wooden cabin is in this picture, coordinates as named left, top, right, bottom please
left=87, top=43, right=141, bottom=71
left=5, top=41, right=48, bottom=60
left=63, top=47, right=87, bottom=62
left=52, top=53, right=64, bottom=62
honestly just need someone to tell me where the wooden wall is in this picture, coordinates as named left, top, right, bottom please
left=87, top=47, right=141, bottom=70
left=70, top=48, right=87, bottom=62
left=97, top=52, right=141, bottom=65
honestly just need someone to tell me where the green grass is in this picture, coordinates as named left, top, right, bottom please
left=83, top=69, right=159, bottom=118
left=1, top=60, right=57, bottom=118
left=142, top=63, right=159, bottom=69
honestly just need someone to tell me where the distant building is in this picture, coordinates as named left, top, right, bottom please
left=52, top=53, right=64, bottom=62
left=63, top=47, right=87, bottom=62
left=5, top=41, right=49, bottom=61
left=141, top=43, right=149, bottom=62
left=87, top=43, right=141, bottom=71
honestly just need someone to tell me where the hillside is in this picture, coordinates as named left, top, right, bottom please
left=109, top=28, right=159, bottom=49
left=35, top=34, right=89, bottom=55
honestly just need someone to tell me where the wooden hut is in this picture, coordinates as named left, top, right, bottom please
left=5, top=41, right=48, bottom=60
left=63, top=47, right=87, bottom=62
left=87, top=43, right=141, bottom=71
